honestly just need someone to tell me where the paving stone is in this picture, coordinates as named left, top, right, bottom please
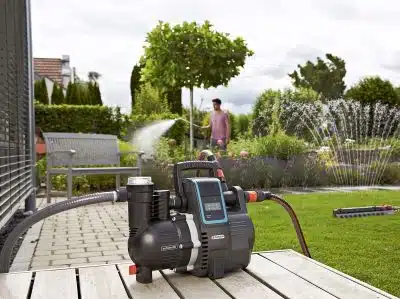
left=54, top=240, right=83, bottom=246
left=36, top=244, right=68, bottom=251
left=52, top=258, right=87, bottom=266
left=33, top=250, right=52, bottom=256
left=30, top=259, right=51, bottom=268
left=56, top=248, right=86, bottom=255
left=68, top=243, right=91, bottom=249
left=86, top=246, right=105, bottom=252
left=88, top=255, right=124, bottom=263
left=69, top=251, right=101, bottom=259
left=33, top=254, right=68, bottom=261
left=102, top=249, right=126, bottom=256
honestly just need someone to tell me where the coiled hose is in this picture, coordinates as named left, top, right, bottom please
left=0, top=191, right=118, bottom=273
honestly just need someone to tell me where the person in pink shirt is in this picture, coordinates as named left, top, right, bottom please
left=202, top=98, right=230, bottom=151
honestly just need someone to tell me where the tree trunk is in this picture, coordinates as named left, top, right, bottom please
left=189, top=87, right=194, bottom=158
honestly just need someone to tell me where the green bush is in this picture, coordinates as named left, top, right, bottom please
left=380, top=163, right=400, bottom=185
left=35, top=103, right=125, bottom=137
left=228, top=133, right=309, bottom=160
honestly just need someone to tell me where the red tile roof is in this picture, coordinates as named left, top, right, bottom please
left=33, top=58, right=63, bottom=85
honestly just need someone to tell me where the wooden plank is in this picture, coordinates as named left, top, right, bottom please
left=162, top=269, right=231, bottom=299
left=216, top=269, right=284, bottom=299
left=79, top=265, right=129, bottom=299
left=30, top=268, right=78, bottom=299
left=117, top=264, right=180, bottom=299
left=0, top=272, right=32, bottom=299
left=263, top=250, right=398, bottom=299
left=246, top=254, right=336, bottom=299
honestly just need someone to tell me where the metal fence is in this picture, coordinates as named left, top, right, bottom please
left=0, top=0, right=36, bottom=228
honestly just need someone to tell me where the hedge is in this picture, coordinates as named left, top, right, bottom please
left=35, top=103, right=126, bottom=137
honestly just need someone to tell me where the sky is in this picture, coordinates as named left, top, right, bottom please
left=30, top=0, right=400, bottom=114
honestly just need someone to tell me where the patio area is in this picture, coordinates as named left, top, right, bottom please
left=11, top=196, right=130, bottom=272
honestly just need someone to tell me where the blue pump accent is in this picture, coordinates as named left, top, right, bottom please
left=186, top=178, right=228, bottom=225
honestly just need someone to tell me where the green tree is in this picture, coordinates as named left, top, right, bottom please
left=65, top=82, right=80, bottom=105
left=288, top=53, right=346, bottom=101
left=165, top=87, right=182, bottom=115
left=252, top=89, right=280, bottom=136
left=344, top=76, right=399, bottom=137
left=34, top=79, right=48, bottom=104
left=140, top=20, right=254, bottom=153
left=235, top=114, right=252, bottom=137
left=130, top=63, right=143, bottom=111
left=50, top=83, right=64, bottom=104
left=93, top=82, right=103, bottom=105
left=345, top=76, right=399, bottom=106
left=133, top=82, right=170, bottom=115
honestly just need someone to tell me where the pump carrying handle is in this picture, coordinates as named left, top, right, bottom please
left=173, top=161, right=219, bottom=200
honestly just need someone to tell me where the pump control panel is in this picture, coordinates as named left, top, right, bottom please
left=183, top=177, right=228, bottom=225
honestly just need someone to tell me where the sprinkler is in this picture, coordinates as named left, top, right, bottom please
left=0, top=150, right=311, bottom=285
left=333, top=205, right=400, bottom=218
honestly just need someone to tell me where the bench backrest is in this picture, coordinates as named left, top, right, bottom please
left=43, top=132, right=120, bottom=167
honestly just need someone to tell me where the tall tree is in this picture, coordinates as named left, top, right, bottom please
left=140, top=20, right=254, bottom=153
left=51, top=83, right=61, bottom=104
left=34, top=79, right=48, bottom=104
left=288, top=53, right=346, bottom=101
left=66, top=82, right=80, bottom=105
left=93, top=82, right=103, bottom=105
left=130, top=63, right=143, bottom=111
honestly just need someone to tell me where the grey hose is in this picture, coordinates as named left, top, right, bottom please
left=0, top=191, right=118, bottom=273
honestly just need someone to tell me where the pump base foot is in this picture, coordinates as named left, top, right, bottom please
left=136, top=266, right=152, bottom=284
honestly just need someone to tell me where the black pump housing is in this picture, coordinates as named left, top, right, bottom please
left=127, top=161, right=255, bottom=284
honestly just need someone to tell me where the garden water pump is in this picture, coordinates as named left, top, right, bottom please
left=126, top=150, right=311, bottom=284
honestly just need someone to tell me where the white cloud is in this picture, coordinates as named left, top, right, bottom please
left=31, top=0, right=400, bottom=114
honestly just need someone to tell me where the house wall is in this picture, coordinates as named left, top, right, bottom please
left=61, top=54, right=72, bottom=87
left=44, top=77, right=54, bottom=104
left=0, top=0, right=36, bottom=228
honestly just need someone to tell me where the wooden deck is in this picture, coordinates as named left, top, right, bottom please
left=0, top=249, right=397, bottom=299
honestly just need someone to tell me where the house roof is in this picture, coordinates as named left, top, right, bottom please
left=33, top=58, right=63, bottom=85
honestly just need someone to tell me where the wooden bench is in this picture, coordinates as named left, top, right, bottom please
left=43, top=132, right=144, bottom=202
left=0, top=250, right=397, bottom=298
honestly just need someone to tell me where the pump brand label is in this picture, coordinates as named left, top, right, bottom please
left=161, top=244, right=177, bottom=251
left=211, top=234, right=225, bottom=240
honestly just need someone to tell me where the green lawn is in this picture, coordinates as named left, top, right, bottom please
left=248, top=190, right=400, bottom=297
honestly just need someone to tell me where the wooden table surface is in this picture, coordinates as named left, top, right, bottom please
left=0, top=249, right=397, bottom=299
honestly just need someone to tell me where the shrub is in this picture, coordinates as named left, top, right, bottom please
left=133, top=82, right=170, bottom=115
left=35, top=103, right=125, bottom=138
left=228, top=133, right=309, bottom=160
left=380, top=163, right=400, bottom=185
